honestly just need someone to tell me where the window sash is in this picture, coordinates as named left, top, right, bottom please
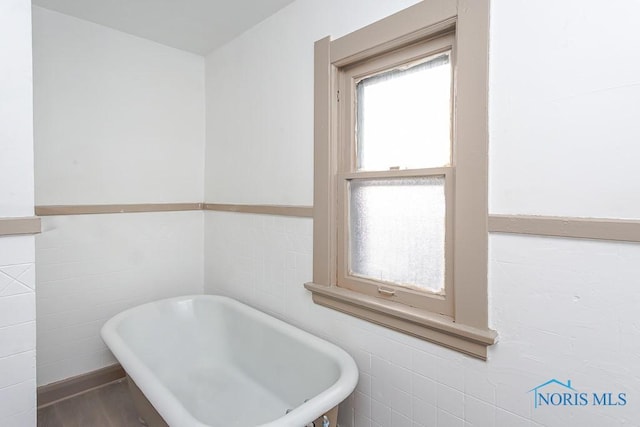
left=338, top=32, right=455, bottom=174
left=355, top=51, right=453, bottom=171
left=337, top=168, right=454, bottom=314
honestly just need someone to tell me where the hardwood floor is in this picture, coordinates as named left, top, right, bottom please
left=37, top=379, right=143, bottom=427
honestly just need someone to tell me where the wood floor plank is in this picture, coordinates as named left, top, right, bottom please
left=98, top=380, right=141, bottom=426
left=51, top=394, right=97, bottom=427
left=36, top=405, right=63, bottom=427
left=37, top=380, right=142, bottom=427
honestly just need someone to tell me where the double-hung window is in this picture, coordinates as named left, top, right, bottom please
left=306, top=0, right=497, bottom=359
left=338, top=33, right=455, bottom=316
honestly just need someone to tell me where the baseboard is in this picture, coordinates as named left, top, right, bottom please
left=37, top=364, right=126, bottom=408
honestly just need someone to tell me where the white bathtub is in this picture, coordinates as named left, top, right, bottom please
left=101, top=295, right=358, bottom=427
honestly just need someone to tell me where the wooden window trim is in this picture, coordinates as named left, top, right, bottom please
left=305, top=0, right=497, bottom=359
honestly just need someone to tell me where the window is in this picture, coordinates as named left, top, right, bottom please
left=305, top=0, right=496, bottom=359
left=338, top=33, right=454, bottom=316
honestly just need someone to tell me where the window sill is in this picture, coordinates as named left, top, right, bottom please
left=304, top=282, right=497, bottom=360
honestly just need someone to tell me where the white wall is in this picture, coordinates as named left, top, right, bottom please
left=33, top=6, right=205, bottom=205
left=204, top=1, right=640, bottom=426
left=490, top=0, right=640, bottom=219
left=204, top=0, right=422, bottom=205
left=1, top=1, right=35, bottom=218
left=32, top=7, right=205, bottom=385
left=0, top=0, right=37, bottom=425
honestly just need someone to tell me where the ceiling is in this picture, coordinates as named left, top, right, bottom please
left=31, top=0, right=296, bottom=55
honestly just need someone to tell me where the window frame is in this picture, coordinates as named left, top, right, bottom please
left=336, top=31, right=455, bottom=317
left=305, top=0, right=496, bottom=359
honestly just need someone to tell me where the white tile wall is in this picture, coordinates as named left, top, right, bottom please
left=204, top=212, right=640, bottom=427
left=32, top=3, right=207, bottom=390
left=0, top=237, right=36, bottom=426
left=36, top=212, right=204, bottom=385
left=0, top=1, right=36, bottom=423
left=0, top=380, right=37, bottom=421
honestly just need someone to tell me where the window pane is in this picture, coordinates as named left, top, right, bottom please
left=356, top=51, right=452, bottom=171
left=349, top=176, right=445, bottom=293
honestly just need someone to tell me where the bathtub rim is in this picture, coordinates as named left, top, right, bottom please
left=101, top=294, right=359, bottom=427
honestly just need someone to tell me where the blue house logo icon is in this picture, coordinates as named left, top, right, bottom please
left=528, top=379, right=577, bottom=408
